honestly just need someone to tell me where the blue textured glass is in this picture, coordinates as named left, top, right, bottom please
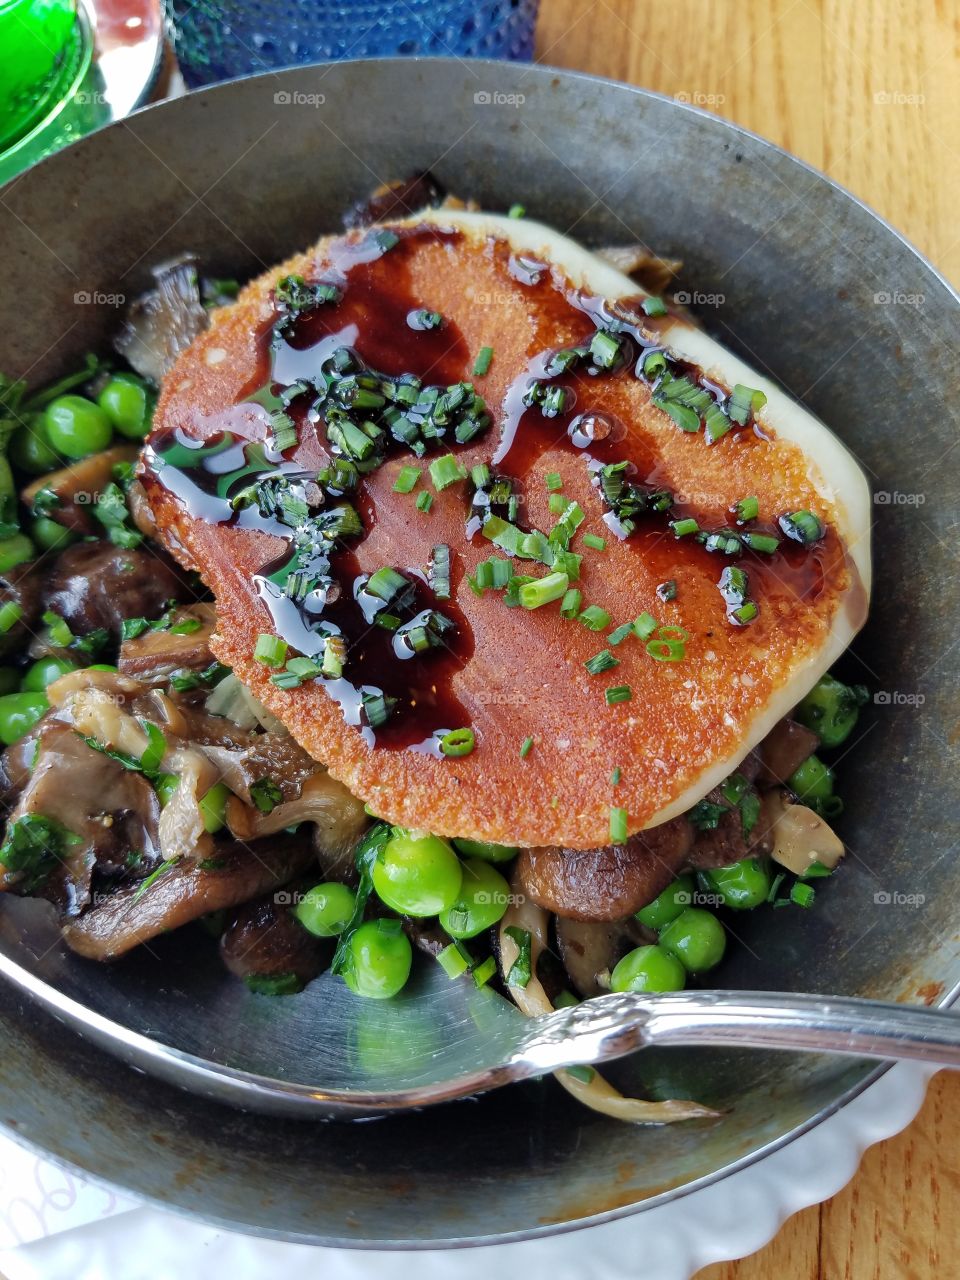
left=164, top=0, right=540, bottom=88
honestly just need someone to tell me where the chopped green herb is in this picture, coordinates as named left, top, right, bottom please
left=656, top=579, right=677, bottom=602
left=608, top=621, right=635, bottom=646
left=504, top=925, right=532, bottom=987
left=779, top=510, right=824, bottom=545
left=0, top=601, right=24, bottom=634
left=439, top=727, right=476, bottom=758
left=634, top=612, right=658, bottom=640
left=609, top=806, right=628, bottom=844
left=560, top=588, right=582, bottom=619
left=734, top=496, right=759, bottom=523
left=473, top=346, right=494, bottom=376
left=519, top=571, right=569, bottom=610
left=585, top=649, right=619, bottom=676
left=520, top=736, right=534, bottom=758
left=790, top=881, right=816, bottom=909
left=728, top=383, right=767, bottom=426
left=579, top=605, right=611, bottom=632
left=642, top=295, right=668, bottom=317
left=249, top=778, right=283, bottom=814
left=605, top=684, right=632, bottom=705
left=429, top=544, right=452, bottom=601
left=437, top=941, right=471, bottom=979
left=254, top=634, right=288, bottom=667
left=392, top=464, right=421, bottom=494
left=610, top=766, right=622, bottom=785
left=545, top=472, right=563, bottom=492
left=416, top=490, right=433, bottom=513
left=741, top=531, right=780, bottom=554
left=670, top=517, right=699, bottom=537
left=646, top=637, right=686, bottom=662
left=132, top=857, right=179, bottom=904
left=582, top=533, right=606, bottom=551
left=409, top=308, right=443, bottom=330
left=508, top=203, right=526, bottom=219
left=472, top=955, right=498, bottom=988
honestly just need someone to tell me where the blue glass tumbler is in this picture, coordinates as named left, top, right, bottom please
left=164, top=0, right=541, bottom=89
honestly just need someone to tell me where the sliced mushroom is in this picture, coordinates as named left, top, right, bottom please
left=114, top=254, right=209, bottom=384
left=755, top=718, right=820, bottom=786
left=61, top=833, right=315, bottom=960
left=42, top=541, right=194, bottom=639
left=595, top=245, right=683, bottom=294
left=21, top=445, right=138, bottom=536
left=555, top=915, right=652, bottom=998
left=1, top=720, right=161, bottom=917
left=763, top=790, right=845, bottom=875
left=220, top=892, right=326, bottom=986
left=200, top=732, right=317, bottom=806
left=517, top=816, right=694, bottom=921
left=118, top=602, right=217, bottom=684
left=498, top=876, right=716, bottom=1123
left=226, top=771, right=368, bottom=879
left=686, top=807, right=772, bottom=871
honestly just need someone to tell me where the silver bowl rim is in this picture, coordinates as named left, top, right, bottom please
left=1, top=54, right=958, bottom=1249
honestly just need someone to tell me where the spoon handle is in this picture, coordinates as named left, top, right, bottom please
left=515, top=990, right=960, bottom=1076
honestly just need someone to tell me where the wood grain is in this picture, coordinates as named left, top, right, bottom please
left=534, top=1, right=960, bottom=1275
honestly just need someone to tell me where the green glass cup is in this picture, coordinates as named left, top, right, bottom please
left=0, top=0, right=85, bottom=151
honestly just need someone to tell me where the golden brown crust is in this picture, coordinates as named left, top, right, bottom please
left=143, top=224, right=856, bottom=848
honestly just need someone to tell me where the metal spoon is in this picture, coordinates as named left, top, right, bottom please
left=3, top=927, right=958, bottom=1116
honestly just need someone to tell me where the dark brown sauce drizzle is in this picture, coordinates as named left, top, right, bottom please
left=146, top=224, right=829, bottom=752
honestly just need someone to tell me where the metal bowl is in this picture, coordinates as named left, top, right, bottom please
left=1, top=58, right=958, bottom=1247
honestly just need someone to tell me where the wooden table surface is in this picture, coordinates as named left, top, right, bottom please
left=536, top=2, right=959, bottom=1276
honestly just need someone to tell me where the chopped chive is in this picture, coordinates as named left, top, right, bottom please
left=416, top=490, right=433, bottom=513
left=642, top=349, right=668, bottom=378
left=321, top=635, right=347, bottom=678
left=656, top=579, right=677, bottom=602
left=734, top=495, right=759, bottom=523
left=609, top=806, right=628, bottom=843
left=646, top=637, right=686, bottom=662
left=473, top=346, right=494, bottom=376
left=519, top=571, right=569, bottom=610
left=579, top=605, right=611, bottom=631
left=582, top=533, right=606, bottom=551
left=585, top=649, right=619, bottom=676
left=741, top=531, right=780, bottom=554
left=508, top=203, right=526, bottom=219
left=437, top=942, right=471, bottom=979
left=429, top=453, right=467, bottom=492
left=409, top=308, right=443, bottom=330
left=429, top=544, right=452, bottom=601
left=362, top=690, right=396, bottom=727
left=548, top=492, right=568, bottom=515
left=472, top=955, right=498, bottom=988
left=373, top=228, right=400, bottom=253
left=658, top=400, right=701, bottom=432
left=791, top=881, right=816, bottom=909
left=366, top=567, right=409, bottom=603
left=779, top=510, right=824, bottom=545
left=440, top=727, right=476, bottom=757
left=634, top=612, right=658, bottom=640
left=704, top=403, right=733, bottom=444
left=670, top=517, right=699, bottom=537
left=731, top=600, right=759, bottom=625
left=254, top=633, right=288, bottom=667
left=520, top=735, right=534, bottom=758
left=589, top=329, right=622, bottom=369
left=560, top=588, right=582, bottom=619
left=728, top=383, right=767, bottom=426
left=608, top=621, right=635, bottom=646
left=545, top=472, right=563, bottom=492
left=393, top=464, right=421, bottom=494
left=610, top=766, right=622, bottom=785
left=642, top=295, right=667, bottom=317
left=605, top=684, right=632, bottom=705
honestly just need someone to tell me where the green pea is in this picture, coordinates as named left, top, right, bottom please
left=794, top=674, right=868, bottom=748
left=342, top=919, right=412, bottom=999
left=199, top=782, right=231, bottom=834
left=635, top=873, right=695, bottom=930
left=0, top=534, right=34, bottom=574
left=0, top=691, right=49, bottom=746
left=97, top=373, right=155, bottom=440
left=451, top=837, right=519, bottom=864
left=43, top=394, right=112, bottom=459
left=789, top=754, right=835, bottom=804
left=0, top=667, right=20, bottom=696
left=293, top=882, right=357, bottom=937
left=438, top=857, right=511, bottom=938
left=30, top=517, right=77, bottom=553
left=154, top=773, right=179, bottom=806
left=21, top=656, right=79, bottom=692
left=87, top=663, right=118, bottom=672
left=610, top=944, right=687, bottom=993
left=0, top=454, right=16, bottom=505
left=372, top=830, right=463, bottom=917
left=659, top=907, right=727, bottom=973
left=701, top=858, right=771, bottom=910
left=9, top=414, right=61, bottom=474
